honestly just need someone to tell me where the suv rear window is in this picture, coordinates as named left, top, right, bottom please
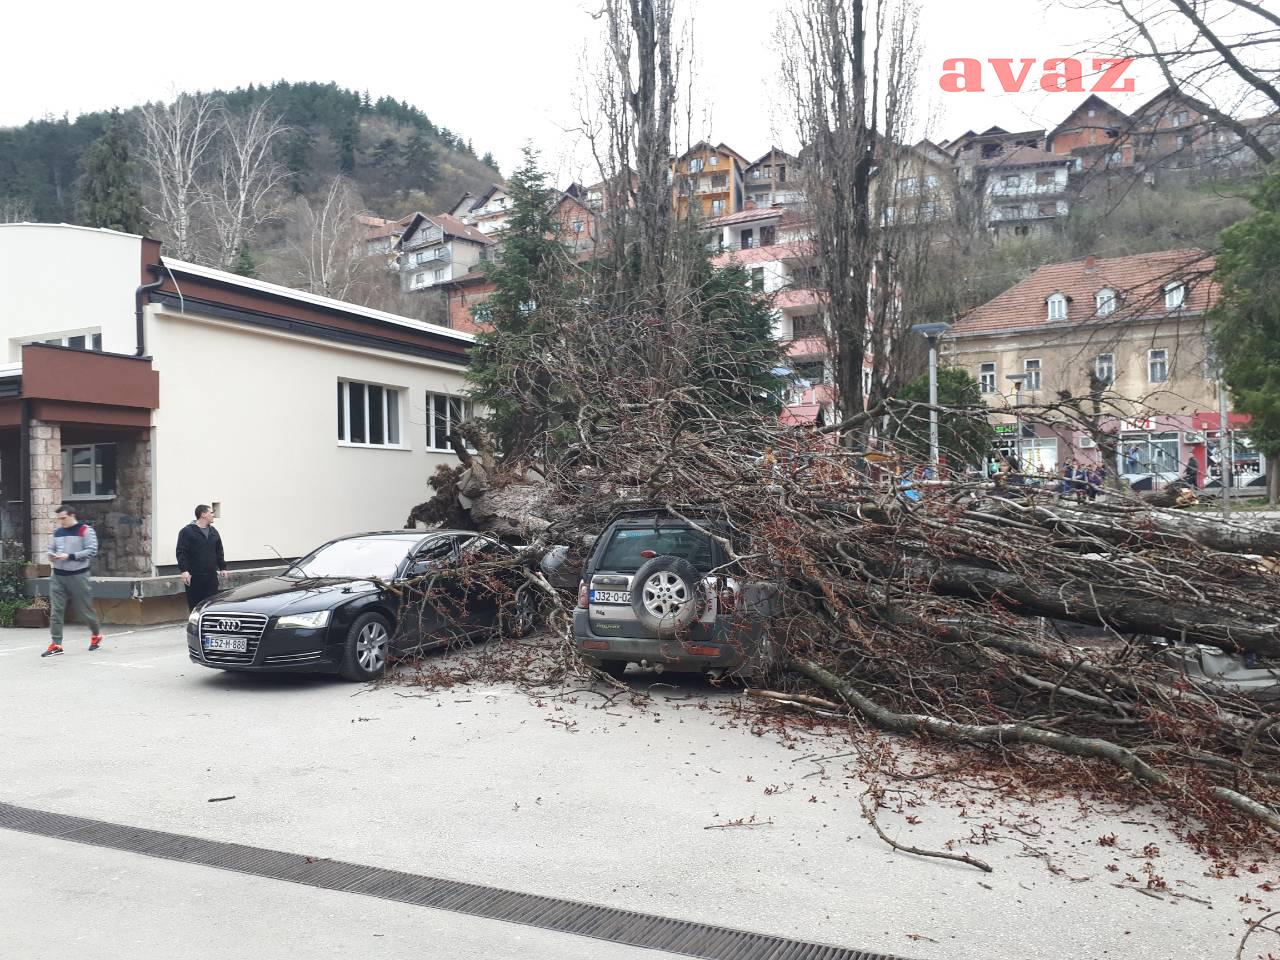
left=597, top=527, right=715, bottom=574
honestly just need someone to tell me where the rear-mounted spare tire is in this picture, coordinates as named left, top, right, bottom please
left=631, top=555, right=702, bottom=637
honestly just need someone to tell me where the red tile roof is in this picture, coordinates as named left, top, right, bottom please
left=949, top=249, right=1216, bottom=338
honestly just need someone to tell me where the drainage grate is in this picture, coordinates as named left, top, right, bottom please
left=0, top=801, right=913, bottom=960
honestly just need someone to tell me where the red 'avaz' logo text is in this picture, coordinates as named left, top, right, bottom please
left=939, top=58, right=1136, bottom=94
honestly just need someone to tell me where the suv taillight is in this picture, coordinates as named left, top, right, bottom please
left=718, top=585, right=736, bottom=614
left=577, top=580, right=589, bottom=609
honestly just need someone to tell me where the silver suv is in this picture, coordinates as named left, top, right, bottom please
left=572, top=510, right=777, bottom=679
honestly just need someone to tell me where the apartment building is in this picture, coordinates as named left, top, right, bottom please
left=672, top=142, right=749, bottom=220
left=397, top=213, right=496, bottom=292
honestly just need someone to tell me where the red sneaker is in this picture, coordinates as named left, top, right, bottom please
left=41, top=643, right=63, bottom=658
left=89, top=635, right=103, bottom=652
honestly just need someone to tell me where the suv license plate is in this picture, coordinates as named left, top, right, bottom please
left=203, top=635, right=248, bottom=653
left=591, top=590, right=631, bottom=605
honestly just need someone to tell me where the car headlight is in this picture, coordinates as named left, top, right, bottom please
left=277, top=610, right=331, bottom=629
left=187, top=608, right=201, bottom=626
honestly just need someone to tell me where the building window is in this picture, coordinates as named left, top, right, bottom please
left=708, top=155, right=718, bottom=166
left=1148, top=348, right=1169, bottom=384
left=760, top=225, right=776, bottom=246
left=979, top=362, right=997, bottom=394
left=1095, top=353, right=1114, bottom=385
left=710, top=173, right=727, bottom=189
left=1047, top=293, right=1067, bottom=321
left=925, top=174, right=939, bottom=190
left=1001, top=205, right=1022, bottom=221
left=426, top=392, right=472, bottom=451
left=1035, top=171, right=1056, bottom=187
left=1001, top=174, right=1021, bottom=190
left=412, top=272, right=427, bottom=289
left=792, top=314, right=823, bottom=339
left=792, top=359, right=825, bottom=389
left=897, top=177, right=918, bottom=195
left=1095, top=288, right=1116, bottom=317
left=750, top=267, right=764, bottom=292
left=920, top=201, right=939, bottom=221
left=1037, top=202, right=1057, bottom=217
left=710, top=199, right=725, bottom=215
left=688, top=158, right=703, bottom=173
left=1109, top=151, right=1124, bottom=164
left=1024, top=358, right=1042, bottom=391
left=571, top=220, right=584, bottom=234
left=61, top=444, right=117, bottom=499
left=1164, top=281, right=1186, bottom=310
left=338, top=380, right=403, bottom=447
left=1173, top=110, right=1189, bottom=126
left=433, top=268, right=447, bottom=284
left=1176, top=134, right=1193, bottom=150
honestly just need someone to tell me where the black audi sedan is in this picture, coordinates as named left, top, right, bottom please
left=186, top=530, right=531, bottom=681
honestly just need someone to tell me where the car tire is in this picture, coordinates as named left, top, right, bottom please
left=338, top=612, right=393, bottom=682
left=601, top=660, right=629, bottom=680
left=500, top=586, right=538, bottom=638
left=630, top=555, right=702, bottom=637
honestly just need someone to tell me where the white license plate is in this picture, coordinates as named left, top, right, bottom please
left=590, top=590, right=631, bottom=606
left=203, top=635, right=248, bottom=653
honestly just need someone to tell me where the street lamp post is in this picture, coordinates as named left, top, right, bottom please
left=1006, top=373, right=1028, bottom=473
left=910, top=322, right=951, bottom=472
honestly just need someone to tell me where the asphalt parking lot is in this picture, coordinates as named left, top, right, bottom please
left=0, top=622, right=1271, bottom=960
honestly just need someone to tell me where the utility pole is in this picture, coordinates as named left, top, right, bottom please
left=1218, top=372, right=1232, bottom=521
left=911, top=322, right=951, bottom=472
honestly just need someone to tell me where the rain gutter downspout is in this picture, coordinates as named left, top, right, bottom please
left=135, top=266, right=164, bottom=357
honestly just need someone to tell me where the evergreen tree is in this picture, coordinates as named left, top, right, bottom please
left=76, top=111, right=146, bottom=233
left=401, top=132, right=438, bottom=193
left=480, top=151, right=499, bottom=174
left=231, top=244, right=257, bottom=278
left=467, top=148, right=575, bottom=456
left=1212, top=169, right=1280, bottom=504
left=336, top=116, right=359, bottom=174
left=894, top=367, right=989, bottom=470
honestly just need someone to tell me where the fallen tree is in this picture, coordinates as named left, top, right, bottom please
left=404, top=393, right=1280, bottom=849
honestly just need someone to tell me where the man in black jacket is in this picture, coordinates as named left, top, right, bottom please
left=176, top=504, right=227, bottom=610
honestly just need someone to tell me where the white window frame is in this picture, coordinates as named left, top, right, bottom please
left=710, top=199, right=725, bottom=215
left=61, top=443, right=117, bottom=500
left=433, top=267, right=447, bottom=283
left=338, top=380, right=405, bottom=449
left=979, top=362, right=997, bottom=394
left=1024, top=358, right=1042, bottom=391
left=412, top=272, right=427, bottom=289
left=1047, top=293, right=1067, bottom=321
left=1095, top=353, right=1115, bottom=385
left=1164, top=281, right=1186, bottom=310
left=897, top=176, right=918, bottom=195
left=1095, top=288, right=1116, bottom=317
left=1148, top=348, right=1169, bottom=384
left=426, top=392, right=473, bottom=451
left=708, top=155, right=719, bottom=166
left=18, top=330, right=104, bottom=356
left=688, top=158, right=703, bottom=173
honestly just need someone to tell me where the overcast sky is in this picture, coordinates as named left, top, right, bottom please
left=5, top=0, right=1172, bottom=184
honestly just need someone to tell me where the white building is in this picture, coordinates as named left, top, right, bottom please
left=397, top=212, right=496, bottom=291
left=0, top=224, right=475, bottom=621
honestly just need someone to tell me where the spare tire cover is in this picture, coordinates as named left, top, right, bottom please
left=630, top=555, right=702, bottom=637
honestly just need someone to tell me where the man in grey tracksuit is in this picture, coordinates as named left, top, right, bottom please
left=42, top=504, right=103, bottom=657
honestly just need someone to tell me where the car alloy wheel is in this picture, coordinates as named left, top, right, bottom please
left=356, top=620, right=389, bottom=673
left=641, top=571, right=691, bottom=618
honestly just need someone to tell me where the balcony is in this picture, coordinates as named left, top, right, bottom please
left=988, top=179, right=1065, bottom=198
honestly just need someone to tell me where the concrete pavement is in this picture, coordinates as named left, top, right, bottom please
left=0, top=622, right=1272, bottom=959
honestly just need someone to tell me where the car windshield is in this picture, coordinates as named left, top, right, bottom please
left=598, top=527, right=715, bottom=574
left=287, top=538, right=413, bottom=580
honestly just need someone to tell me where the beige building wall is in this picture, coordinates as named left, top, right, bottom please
left=145, top=305, right=471, bottom=570
left=0, top=224, right=142, bottom=358
left=944, top=317, right=1218, bottom=417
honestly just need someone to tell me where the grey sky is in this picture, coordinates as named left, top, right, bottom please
left=6, top=0, right=1169, bottom=185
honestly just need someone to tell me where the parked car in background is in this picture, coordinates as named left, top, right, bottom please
left=573, top=509, right=779, bottom=680
left=187, top=530, right=532, bottom=681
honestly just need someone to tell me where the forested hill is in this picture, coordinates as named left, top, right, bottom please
left=0, top=80, right=502, bottom=224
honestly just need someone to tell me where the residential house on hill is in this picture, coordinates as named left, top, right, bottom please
left=743, top=148, right=803, bottom=210
left=397, top=213, right=496, bottom=293
left=358, top=215, right=406, bottom=258
left=1046, top=94, right=1134, bottom=172
left=452, top=184, right=513, bottom=235
left=942, top=248, right=1236, bottom=483
left=672, top=142, right=749, bottom=219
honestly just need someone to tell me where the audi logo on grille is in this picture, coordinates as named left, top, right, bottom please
left=215, top=618, right=243, bottom=632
